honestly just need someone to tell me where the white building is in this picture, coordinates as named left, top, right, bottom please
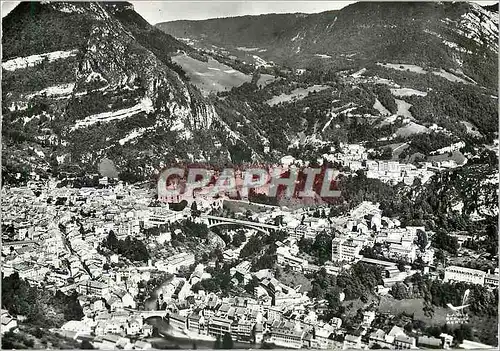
left=269, top=327, right=305, bottom=349
left=276, top=247, right=307, bottom=272
left=331, top=237, right=362, bottom=262
left=443, top=266, right=486, bottom=286
left=388, top=243, right=417, bottom=263
left=155, top=253, right=195, bottom=273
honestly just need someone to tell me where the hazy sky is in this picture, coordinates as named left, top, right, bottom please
left=2, top=1, right=498, bottom=24
left=132, top=1, right=354, bottom=23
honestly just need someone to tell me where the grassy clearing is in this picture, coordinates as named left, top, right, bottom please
left=265, top=85, right=329, bottom=106
left=223, top=199, right=276, bottom=214
left=171, top=53, right=251, bottom=95
left=396, top=121, right=429, bottom=137
left=378, top=296, right=449, bottom=324
left=427, top=150, right=467, bottom=165
left=277, top=269, right=312, bottom=293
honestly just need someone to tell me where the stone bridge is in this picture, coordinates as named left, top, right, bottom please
left=202, top=214, right=280, bottom=234
left=126, top=309, right=167, bottom=319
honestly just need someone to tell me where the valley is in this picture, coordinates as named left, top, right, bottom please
left=1, top=1, right=498, bottom=350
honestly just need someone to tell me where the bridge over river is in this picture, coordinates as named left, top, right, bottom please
left=201, top=214, right=281, bottom=234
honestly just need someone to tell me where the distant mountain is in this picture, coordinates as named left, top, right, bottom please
left=1, top=2, right=245, bottom=183
left=157, top=1, right=499, bottom=88
left=2, top=1, right=498, bottom=187
left=482, top=2, right=498, bottom=13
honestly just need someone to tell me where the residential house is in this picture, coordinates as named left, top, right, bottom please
left=369, top=329, right=394, bottom=349
left=394, top=334, right=416, bottom=349
left=343, top=334, right=362, bottom=349
left=78, top=280, right=109, bottom=298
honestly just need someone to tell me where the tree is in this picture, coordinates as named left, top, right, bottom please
left=434, top=249, right=445, bottom=265
left=415, top=229, right=428, bottom=252
left=81, top=340, right=94, bottom=349
left=191, top=201, right=200, bottom=217
left=391, top=282, right=408, bottom=300
left=222, top=332, right=234, bottom=349
left=453, top=324, right=473, bottom=344
left=380, top=147, right=393, bottom=160
left=104, top=231, right=119, bottom=251
left=214, top=335, right=222, bottom=349
left=432, top=230, right=459, bottom=255
left=397, top=260, right=406, bottom=272
left=244, top=277, right=260, bottom=295
left=240, top=235, right=263, bottom=258
left=312, top=232, right=334, bottom=265
left=232, top=231, right=246, bottom=248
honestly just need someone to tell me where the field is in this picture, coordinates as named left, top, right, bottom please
left=388, top=142, right=410, bottom=160
left=432, top=69, right=469, bottom=84
left=257, top=73, right=275, bottom=88
left=378, top=62, right=428, bottom=74
left=378, top=296, right=449, bottom=324
left=378, top=63, right=471, bottom=84
left=277, top=270, right=312, bottom=293
left=460, top=121, right=482, bottom=138
left=373, top=98, right=391, bottom=115
left=394, top=98, right=413, bottom=118
left=396, top=121, right=429, bottom=137
left=171, top=53, right=252, bottom=95
left=223, top=199, right=276, bottom=214
left=265, top=84, right=329, bottom=106
left=391, top=88, right=427, bottom=97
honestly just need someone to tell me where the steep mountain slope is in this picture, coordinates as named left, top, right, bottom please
left=158, top=1, right=498, bottom=88
left=2, top=1, right=498, bottom=187
left=1, top=2, right=245, bottom=183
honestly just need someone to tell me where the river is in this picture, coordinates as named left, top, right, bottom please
left=144, top=275, right=174, bottom=311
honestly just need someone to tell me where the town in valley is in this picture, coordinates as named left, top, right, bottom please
left=1, top=1, right=499, bottom=350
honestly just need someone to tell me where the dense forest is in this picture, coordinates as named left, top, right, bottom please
left=2, top=273, right=84, bottom=326
left=100, top=231, right=150, bottom=262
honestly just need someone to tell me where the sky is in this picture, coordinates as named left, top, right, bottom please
left=2, top=1, right=499, bottom=24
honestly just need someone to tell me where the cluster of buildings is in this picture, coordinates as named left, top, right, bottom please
left=270, top=202, right=433, bottom=289
left=2, top=170, right=497, bottom=350
left=160, top=278, right=339, bottom=349
left=365, top=325, right=453, bottom=350
left=321, top=143, right=436, bottom=185
left=1, top=309, right=18, bottom=335
left=159, top=270, right=462, bottom=350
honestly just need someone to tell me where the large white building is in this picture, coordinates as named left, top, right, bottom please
left=443, top=266, right=486, bottom=286
left=331, top=237, right=362, bottom=262
left=276, top=247, right=307, bottom=272
left=388, top=243, right=417, bottom=263
left=269, top=327, right=305, bottom=349
left=155, top=253, right=195, bottom=273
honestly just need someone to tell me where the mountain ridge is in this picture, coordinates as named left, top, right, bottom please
left=2, top=1, right=243, bottom=184
left=157, top=1, right=498, bottom=88
left=2, top=1, right=498, bottom=186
